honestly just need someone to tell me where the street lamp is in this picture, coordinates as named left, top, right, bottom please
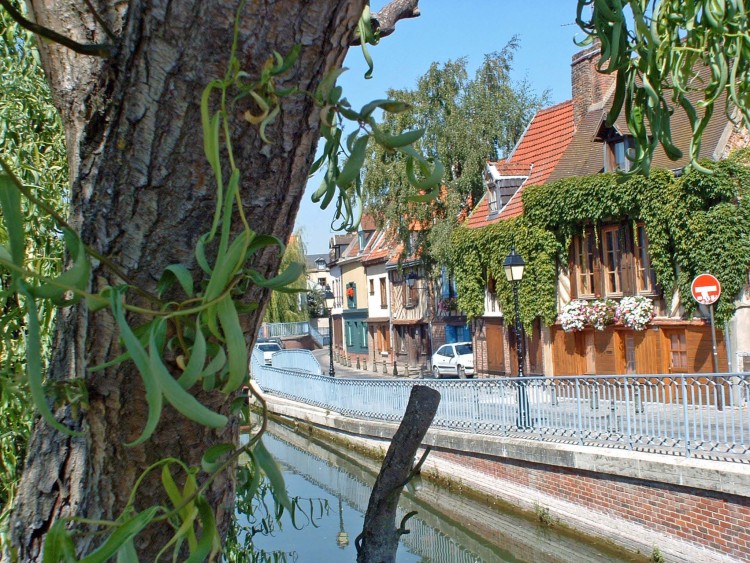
left=503, top=246, right=531, bottom=428
left=324, top=286, right=335, bottom=377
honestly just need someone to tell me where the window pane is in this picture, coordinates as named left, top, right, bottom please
left=603, top=227, right=622, bottom=295
left=635, top=225, right=656, bottom=293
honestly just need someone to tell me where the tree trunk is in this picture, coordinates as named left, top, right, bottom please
left=7, top=0, right=366, bottom=559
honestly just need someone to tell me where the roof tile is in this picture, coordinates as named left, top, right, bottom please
left=466, top=100, right=575, bottom=228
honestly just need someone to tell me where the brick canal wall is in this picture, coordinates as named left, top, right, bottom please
left=434, top=449, right=750, bottom=561
left=264, top=392, right=749, bottom=562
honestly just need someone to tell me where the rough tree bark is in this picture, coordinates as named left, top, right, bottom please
left=6, top=1, right=375, bottom=560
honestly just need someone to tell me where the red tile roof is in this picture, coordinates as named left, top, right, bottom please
left=465, top=100, right=575, bottom=228
left=361, top=229, right=396, bottom=265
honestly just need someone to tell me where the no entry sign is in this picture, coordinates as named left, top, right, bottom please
left=691, top=273, right=722, bottom=305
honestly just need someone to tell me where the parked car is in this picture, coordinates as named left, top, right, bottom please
left=431, top=342, right=474, bottom=379
left=256, top=342, right=282, bottom=365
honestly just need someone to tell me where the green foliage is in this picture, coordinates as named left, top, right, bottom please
left=362, top=38, right=548, bottom=270
left=450, top=218, right=560, bottom=329
left=263, top=232, right=309, bottom=324
left=0, top=0, right=68, bottom=538
left=452, top=151, right=750, bottom=326
left=576, top=0, right=750, bottom=175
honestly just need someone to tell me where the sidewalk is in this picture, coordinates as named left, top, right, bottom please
left=311, top=348, right=426, bottom=380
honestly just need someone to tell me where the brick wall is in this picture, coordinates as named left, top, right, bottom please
left=435, top=450, right=750, bottom=560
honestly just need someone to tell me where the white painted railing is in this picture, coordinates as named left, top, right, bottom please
left=251, top=353, right=750, bottom=461
left=260, top=321, right=310, bottom=338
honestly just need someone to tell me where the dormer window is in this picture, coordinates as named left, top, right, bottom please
left=595, top=121, right=634, bottom=173
left=488, top=185, right=499, bottom=213
left=605, top=136, right=634, bottom=172
left=316, top=258, right=326, bottom=270
left=358, top=231, right=366, bottom=251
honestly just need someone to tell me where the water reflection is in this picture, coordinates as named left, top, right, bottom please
left=234, top=422, right=638, bottom=562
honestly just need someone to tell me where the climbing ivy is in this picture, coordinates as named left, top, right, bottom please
left=450, top=218, right=560, bottom=329
left=450, top=150, right=750, bottom=326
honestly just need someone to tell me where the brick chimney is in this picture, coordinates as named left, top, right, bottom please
left=571, top=41, right=616, bottom=127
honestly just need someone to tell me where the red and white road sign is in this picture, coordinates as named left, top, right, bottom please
left=691, top=273, right=722, bottom=305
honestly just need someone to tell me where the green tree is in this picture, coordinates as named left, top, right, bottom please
left=362, top=38, right=547, bottom=268
left=263, top=233, right=308, bottom=324
left=0, top=2, right=68, bottom=539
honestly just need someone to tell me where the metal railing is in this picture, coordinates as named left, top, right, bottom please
left=260, top=321, right=310, bottom=338
left=308, top=324, right=329, bottom=347
left=252, top=355, right=750, bottom=461
left=266, top=349, right=322, bottom=375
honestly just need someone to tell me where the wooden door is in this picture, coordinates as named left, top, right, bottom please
left=486, top=320, right=505, bottom=375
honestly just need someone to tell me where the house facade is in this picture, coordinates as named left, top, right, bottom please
left=386, top=254, right=433, bottom=371
left=361, top=230, right=392, bottom=366
left=462, top=42, right=750, bottom=378
left=327, top=233, right=355, bottom=354
left=544, top=44, right=747, bottom=377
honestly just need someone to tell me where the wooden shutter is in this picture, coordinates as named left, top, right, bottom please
left=569, top=238, right=578, bottom=297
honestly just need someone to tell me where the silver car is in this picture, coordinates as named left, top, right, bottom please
left=431, top=342, right=474, bottom=379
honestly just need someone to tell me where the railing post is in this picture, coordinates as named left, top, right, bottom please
left=633, top=384, right=643, bottom=414
left=575, top=378, right=584, bottom=446
left=590, top=383, right=599, bottom=410
left=681, top=375, right=691, bottom=458
left=624, top=377, right=633, bottom=450
left=549, top=379, right=558, bottom=406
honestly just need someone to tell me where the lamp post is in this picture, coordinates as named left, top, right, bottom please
left=336, top=494, right=349, bottom=549
left=504, top=246, right=531, bottom=429
left=324, top=286, right=335, bottom=377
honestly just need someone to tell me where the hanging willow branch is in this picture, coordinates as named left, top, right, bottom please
left=576, top=0, right=750, bottom=175
left=0, top=0, right=114, bottom=57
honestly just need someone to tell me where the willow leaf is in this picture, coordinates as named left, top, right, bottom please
left=201, top=443, right=235, bottom=474
left=217, top=296, right=247, bottom=392
left=148, top=327, right=227, bottom=429
left=177, top=319, right=206, bottom=390
left=78, top=507, right=160, bottom=563
left=245, top=261, right=305, bottom=292
left=0, top=174, right=25, bottom=272
left=21, top=286, right=83, bottom=436
left=185, top=497, right=218, bottom=563
left=253, top=439, right=292, bottom=512
left=110, top=290, right=163, bottom=447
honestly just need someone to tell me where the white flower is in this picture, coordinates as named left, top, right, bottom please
left=560, top=300, right=589, bottom=332
left=615, top=296, right=654, bottom=331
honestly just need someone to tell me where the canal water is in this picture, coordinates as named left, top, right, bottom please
left=233, top=422, right=642, bottom=562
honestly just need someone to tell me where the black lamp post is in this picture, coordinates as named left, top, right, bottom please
left=324, top=286, right=335, bottom=377
left=504, top=246, right=531, bottom=429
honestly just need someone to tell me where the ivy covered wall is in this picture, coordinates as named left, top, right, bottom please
left=450, top=150, right=750, bottom=327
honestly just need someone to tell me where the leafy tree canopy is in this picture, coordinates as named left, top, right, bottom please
left=362, top=38, right=548, bottom=269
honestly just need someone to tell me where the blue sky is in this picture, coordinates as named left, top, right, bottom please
left=294, top=0, right=583, bottom=254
